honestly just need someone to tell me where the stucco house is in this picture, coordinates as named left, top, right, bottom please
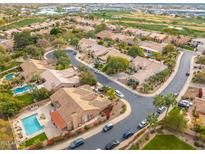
left=128, top=56, right=167, bottom=84
left=189, top=38, right=205, bottom=47
left=138, top=41, right=167, bottom=55
left=40, top=67, right=80, bottom=91
left=20, top=59, right=52, bottom=81
left=149, top=32, right=167, bottom=43
left=50, top=85, right=112, bottom=131
left=98, top=47, right=133, bottom=63
left=96, top=30, right=114, bottom=40
left=194, top=97, right=205, bottom=126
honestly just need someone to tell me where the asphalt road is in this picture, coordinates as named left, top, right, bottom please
left=45, top=50, right=193, bottom=150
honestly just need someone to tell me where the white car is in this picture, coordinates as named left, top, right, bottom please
left=182, top=100, right=192, bottom=106
left=115, top=90, right=124, bottom=98
left=94, top=69, right=100, bottom=74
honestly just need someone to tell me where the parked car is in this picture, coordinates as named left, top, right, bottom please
left=180, top=100, right=192, bottom=107
left=94, top=69, right=100, bottom=74
left=105, top=140, right=120, bottom=150
left=186, top=72, right=190, bottom=76
left=115, top=90, right=124, bottom=98
left=174, top=93, right=179, bottom=97
left=157, top=106, right=166, bottom=114
left=69, top=138, right=85, bottom=149
left=103, top=123, right=113, bottom=132
left=138, top=119, right=148, bottom=129
left=122, top=130, right=134, bottom=139
left=178, top=100, right=190, bottom=108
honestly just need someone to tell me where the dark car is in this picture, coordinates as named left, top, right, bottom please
left=138, top=119, right=148, bottom=129
left=186, top=72, right=190, bottom=76
left=69, top=138, right=85, bottom=149
left=105, top=140, right=120, bottom=150
left=103, top=123, right=113, bottom=132
left=157, top=106, right=166, bottom=114
left=122, top=130, right=134, bottom=139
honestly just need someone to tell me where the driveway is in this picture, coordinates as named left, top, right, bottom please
left=45, top=50, right=193, bottom=150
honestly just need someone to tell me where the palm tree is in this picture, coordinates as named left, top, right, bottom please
left=153, top=93, right=177, bottom=118
left=147, top=113, right=158, bottom=133
left=153, top=94, right=166, bottom=108
left=164, top=93, right=177, bottom=117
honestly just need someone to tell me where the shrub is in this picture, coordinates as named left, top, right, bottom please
left=192, top=71, right=205, bottom=84
left=31, top=88, right=51, bottom=101
left=130, top=144, right=139, bottom=150
left=80, top=70, right=97, bottom=86
left=84, top=125, right=90, bottom=131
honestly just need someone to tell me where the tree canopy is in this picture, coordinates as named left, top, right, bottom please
left=24, top=45, right=44, bottom=59
left=153, top=93, right=177, bottom=117
left=79, top=70, right=97, bottom=86
left=50, top=27, right=62, bottom=35
left=103, top=56, right=130, bottom=74
left=94, top=23, right=107, bottom=33
left=13, top=30, right=37, bottom=50
left=128, top=45, right=144, bottom=57
left=0, top=93, right=24, bottom=117
left=163, top=108, right=187, bottom=132
left=53, top=50, right=71, bottom=70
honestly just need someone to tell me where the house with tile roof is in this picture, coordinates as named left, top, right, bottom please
left=40, top=67, right=80, bottom=91
left=50, top=85, right=112, bottom=130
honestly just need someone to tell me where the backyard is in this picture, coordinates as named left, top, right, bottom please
left=143, top=135, right=195, bottom=150
left=19, top=133, right=48, bottom=149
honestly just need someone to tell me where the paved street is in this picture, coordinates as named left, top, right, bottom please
left=45, top=50, right=193, bottom=150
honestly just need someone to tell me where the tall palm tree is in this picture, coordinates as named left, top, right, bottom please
left=164, top=93, right=177, bottom=117
left=153, top=93, right=177, bottom=118
left=147, top=113, right=158, bottom=133
left=153, top=94, right=166, bottom=108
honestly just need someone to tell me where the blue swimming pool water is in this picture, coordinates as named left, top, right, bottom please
left=4, top=73, right=15, bottom=80
left=12, top=85, right=33, bottom=95
left=21, top=114, right=44, bottom=136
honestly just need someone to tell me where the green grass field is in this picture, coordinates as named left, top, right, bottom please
left=92, top=11, right=205, bottom=38
left=143, top=135, right=195, bottom=150
left=15, top=93, right=33, bottom=105
left=1, top=18, right=46, bottom=30
left=24, top=133, right=48, bottom=147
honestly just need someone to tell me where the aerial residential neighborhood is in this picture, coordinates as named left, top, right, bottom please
left=0, top=2, right=205, bottom=152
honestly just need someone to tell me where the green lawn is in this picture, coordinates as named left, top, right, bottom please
left=143, top=135, right=195, bottom=150
left=24, top=133, right=48, bottom=147
left=1, top=18, right=46, bottom=30
left=15, top=93, right=33, bottom=105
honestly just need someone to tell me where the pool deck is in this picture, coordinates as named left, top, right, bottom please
left=11, top=101, right=62, bottom=146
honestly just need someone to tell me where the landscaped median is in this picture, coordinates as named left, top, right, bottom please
left=74, top=47, right=183, bottom=97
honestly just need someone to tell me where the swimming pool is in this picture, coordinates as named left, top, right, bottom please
left=12, top=85, right=33, bottom=95
left=4, top=73, right=15, bottom=80
left=21, top=114, right=44, bottom=136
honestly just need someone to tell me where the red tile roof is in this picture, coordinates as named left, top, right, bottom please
left=51, top=111, right=67, bottom=129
